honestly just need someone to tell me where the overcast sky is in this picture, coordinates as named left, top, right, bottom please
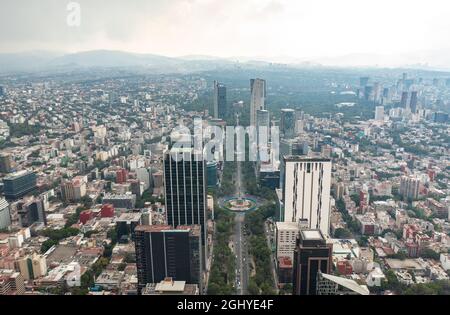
left=1, top=0, right=450, bottom=65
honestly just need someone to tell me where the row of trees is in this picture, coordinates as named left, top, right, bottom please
left=245, top=204, right=277, bottom=295
left=242, top=161, right=276, bottom=295
left=207, top=206, right=236, bottom=295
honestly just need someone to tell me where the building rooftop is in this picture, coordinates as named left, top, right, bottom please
left=141, top=277, right=199, bottom=295
left=276, top=221, right=299, bottom=231
left=283, top=156, right=331, bottom=164
left=319, top=272, right=370, bottom=295
left=135, top=224, right=200, bottom=236
left=301, top=230, right=323, bottom=240
left=116, top=213, right=142, bottom=223
left=4, top=170, right=34, bottom=180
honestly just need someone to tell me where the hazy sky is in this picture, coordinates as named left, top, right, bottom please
left=1, top=0, right=450, bottom=64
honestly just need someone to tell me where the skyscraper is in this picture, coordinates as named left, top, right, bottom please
left=0, top=198, right=11, bottom=230
left=3, top=171, right=37, bottom=200
left=373, top=82, right=381, bottom=103
left=213, top=81, right=227, bottom=119
left=400, top=91, right=409, bottom=108
left=280, top=109, right=296, bottom=139
left=364, top=85, right=373, bottom=101
left=250, top=79, right=266, bottom=126
left=359, top=77, right=369, bottom=88
left=256, top=109, right=270, bottom=143
left=163, top=148, right=207, bottom=258
left=292, top=229, right=332, bottom=295
left=409, top=91, right=418, bottom=113
left=375, top=106, right=384, bottom=121
left=281, top=157, right=332, bottom=236
left=134, top=225, right=202, bottom=294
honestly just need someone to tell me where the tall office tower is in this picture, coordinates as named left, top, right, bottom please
left=213, top=81, right=227, bottom=119
left=163, top=148, right=207, bottom=258
left=374, top=106, right=384, bottom=121
left=400, top=91, right=409, bottom=108
left=0, top=154, right=13, bottom=174
left=280, top=109, right=296, bottom=139
left=0, top=198, right=11, bottom=230
left=3, top=171, right=37, bottom=200
left=281, top=157, right=332, bottom=236
left=364, top=85, right=373, bottom=101
left=250, top=79, right=266, bottom=126
left=135, top=225, right=202, bottom=294
left=409, top=91, right=418, bottom=113
left=292, top=229, right=332, bottom=295
left=0, top=86, right=4, bottom=97
left=399, top=176, right=421, bottom=201
left=373, top=82, right=381, bottom=103
left=402, top=73, right=407, bottom=81
left=256, top=109, right=270, bottom=142
left=382, top=87, right=390, bottom=104
left=359, top=77, right=369, bottom=87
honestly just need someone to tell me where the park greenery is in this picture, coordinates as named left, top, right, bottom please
left=242, top=162, right=277, bottom=295
left=207, top=205, right=236, bottom=295
left=40, top=227, right=80, bottom=253
left=245, top=204, right=277, bottom=295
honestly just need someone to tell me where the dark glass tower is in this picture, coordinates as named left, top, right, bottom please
left=213, top=81, right=227, bottom=119
left=410, top=91, right=418, bottom=113
left=163, top=148, right=207, bottom=262
left=134, top=225, right=202, bottom=294
left=280, top=109, right=295, bottom=139
left=293, top=229, right=332, bottom=295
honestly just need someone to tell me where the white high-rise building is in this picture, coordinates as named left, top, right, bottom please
left=250, top=79, right=266, bottom=126
left=282, top=157, right=332, bottom=236
left=375, top=106, right=384, bottom=121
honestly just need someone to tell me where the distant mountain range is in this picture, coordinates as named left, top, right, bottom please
left=0, top=50, right=241, bottom=74
left=1, top=49, right=450, bottom=74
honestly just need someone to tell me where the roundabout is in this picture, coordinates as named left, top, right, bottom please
left=219, top=195, right=260, bottom=213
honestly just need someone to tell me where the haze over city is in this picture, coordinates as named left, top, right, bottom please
left=2, top=0, right=450, bottom=68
